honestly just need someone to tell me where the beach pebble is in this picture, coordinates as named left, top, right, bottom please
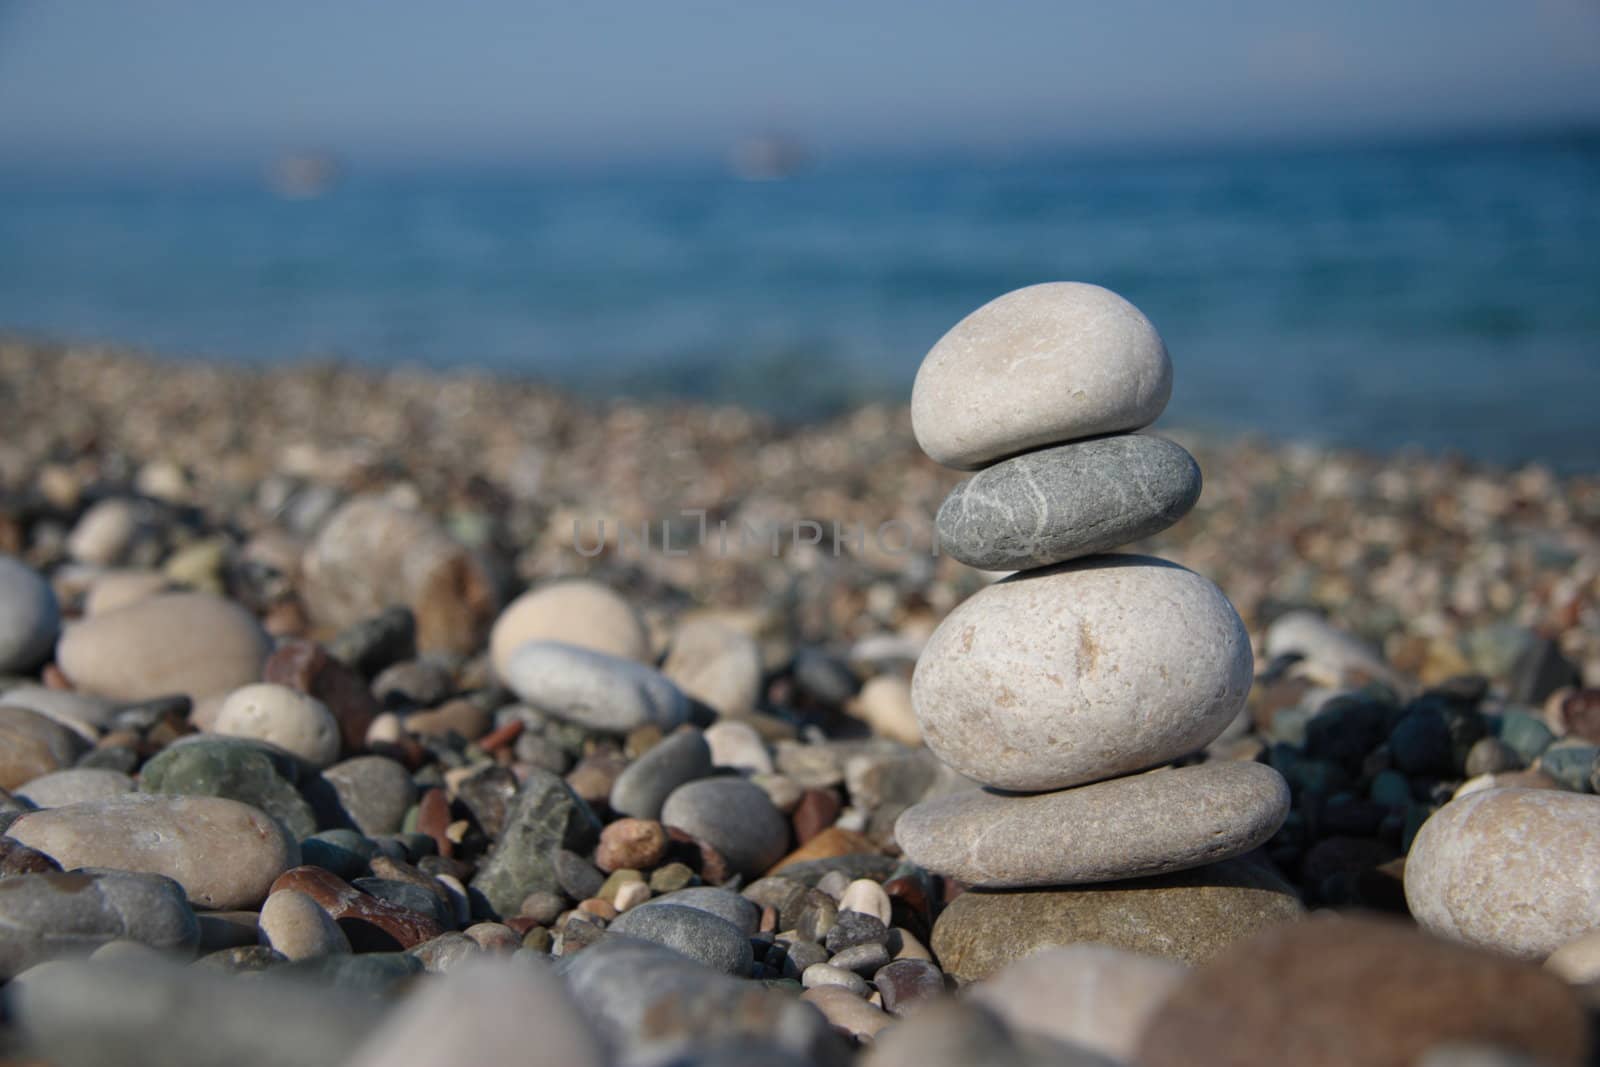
left=314, top=755, right=416, bottom=836
left=344, top=958, right=606, bottom=1067
left=969, top=944, right=1187, bottom=1062
left=609, top=728, right=713, bottom=820
left=839, top=879, right=892, bottom=925
left=269, top=866, right=443, bottom=950
left=912, top=555, right=1252, bottom=791
left=0, top=707, right=89, bottom=790
left=931, top=857, right=1304, bottom=980
left=1265, top=611, right=1403, bottom=689
left=803, top=962, right=871, bottom=995
left=0, top=870, right=199, bottom=978
left=490, top=579, right=651, bottom=678
left=470, top=769, right=602, bottom=917
left=55, top=592, right=270, bottom=703
left=503, top=641, right=688, bottom=733
left=211, top=683, right=342, bottom=767
left=639, top=887, right=762, bottom=936
left=910, top=282, right=1172, bottom=469
left=661, top=777, right=790, bottom=878
left=300, top=496, right=497, bottom=656
left=936, top=434, right=1201, bottom=570
left=595, top=817, right=668, bottom=872
left=83, top=570, right=169, bottom=617
left=16, top=768, right=134, bottom=808
left=704, top=718, right=773, bottom=774
left=801, top=985, right=893, bottom=1042
left=65, top=498, right=144, bottom=565
left=873, top=958, right=945, bottom=1016
left=897, top=762, right=1288, bottom=887
left=847, top=675, right=921, bottom=746
left=860, top=998, right=1109, bottom=1067
left=1406, top=787, right=1600, bottom=959
left=663, top=616, right=764, bottom=718
left=258, top=888, right=351, bottom=960
left=830, top=940, right=890, bottom=975
left=0, top=557, right=59, bottom=673
left=609, top=901, right=755, bottom=975
left=1545, top=929, right=1600, bottom=984
left=1138, top=916, right=1588, bottom=1067
left=0, top=686, right=114, bottom=740
left=7, top=793, right=299, bottom=909
left=140, top=737, right=318, bottom=841
left=262, top=639, right=380, bottom=753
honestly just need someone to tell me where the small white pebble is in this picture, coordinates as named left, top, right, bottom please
left=839, top=879, right=891, bottom=925
left=613, top=881, right=652, bottom=913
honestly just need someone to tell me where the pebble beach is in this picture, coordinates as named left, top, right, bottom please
left=0, top=320, right=1598, bottom=1067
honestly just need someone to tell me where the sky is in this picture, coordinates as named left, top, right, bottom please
left=1, top=0, right=1598, bottom=169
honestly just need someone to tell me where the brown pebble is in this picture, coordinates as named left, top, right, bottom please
left=403, top=698, right=491, bottom=742
left=263, top=639, right=377, bottom=754
left=478, top=718, right=524, bottom=752
left=463, top=921, right=521, bottom=952
left=415, top=787, right=453, bottom=859
left=792, top=788, right=842, bottom=844
left=268, top=865, right=442, bottom=950
left=566, top=751, right=628, bottom=807
left=578, top=898, right=618, bottom=921
left=522, top=926, right=553, bottom=953
left=766, top=827, right=877, bottom=875
left=760, top=905, right=778, bottom=934
left=595, top=818, right=668, bottom=872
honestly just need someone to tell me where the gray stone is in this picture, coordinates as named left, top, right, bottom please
left=258, top=887, right=350, bottom=960
left=802, top=961, right=870, bottom=995
left=311, top=755, right=416, bottom=836
left=824, top=910, right=888, bottom=953
left=912, top=555, right=1253, bottom=792
left=0, top=707, right=88, bottom=791
left=344, top=957, right=606, bottom=1067
left=936, top=434, right=1200, bottom=570
left=896, top=762, right=1289, bottom=888
left=860, top=998, right=1118, bottom=1067
left=640, top=886, right=762, bottom=936
left=470, top=769, right=602, bottom=917
left=661, top=777, right=790, bottom=878
left=558, top=936, right=846, bottom=1064
left=609, top=902, right=755, bottom=976
left=1406, top=787, right=1600, bottom=959
left=0, top=686, right=114, bottom=740
left=503, top=640, right=688, bottom=733
left=828, top=940, right=889, bottom=975
left=299, top=829, right=376, bottom=881
left=0, top=870, right=199, bottom=977
left=406, top=931, right=481, bottom=973
left=610, top=728, right=713, bottom=820
left=7, top=794, right=299, bottom=909
left=910, top=282, right=1172, bottom=470
left=278, top=951, right=423, bottom=993
left=328, top=606, right=416, bottom=678
left=6, top=955, right=386, bottom=1067
left=16, top=768, right=134, bottom=808
left=139, top=738, right=318, bottom=840
left=0, top=557, right=60, bottom=674
left=931, top=858, right=1305, bottom=980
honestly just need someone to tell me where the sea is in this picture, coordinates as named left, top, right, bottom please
left=2, top=131, right=1597, bottom=470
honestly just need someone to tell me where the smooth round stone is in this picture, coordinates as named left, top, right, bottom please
left=258, top=888, right=351, bottom=960
left=639, top=886, right=762, bottom=936
left=55, top=592, right=270, bottom=703
left=0, top=686, right=115, bottom=740
left=935, top=434, right=1201, bottom=571
left=910, top=282, right=1173, bottom=470
left=313, top=756, right=417, bottom=836
left=704, top=719, right=773, bottom=775
left=16, top=768, right=135, bottom=808
left=662, top=617, right=764, bottom=718
left=139, top=737, right=318, bottom=841
left=0, top=870, right=200, bottom=978
left=489, top=580, right=651, bottom=679
left=83, top=570, right=169, bottom=617
left=912, top=555, right=1253, bottom=791
left=801, top=962, right=869, bottom=995
left=0, top=556, right=60, bottom=673
left=212, top=683, right=342, bottom=768
left=65, top=498, right=143, bottom=564
left=608, top=902, right=755, bottom=976
left=7, top=793, right=300, bottom=909
left=1138, top=916, right=1589, bottom=1067
left=0, top=707, right=89, bottom=791
left=1406, top=787, right=1600, bottom=960
left=505, top=643, right=684, bottom=735
left=661, top=777, right=790, bottom=878
left=897, top=762, right=1288, bottom=888
left=931, top=858, right=1304, bottom=980
left=609, top=729, right=713, bottom=821
left=969, top=944, right=1186, bottom=1062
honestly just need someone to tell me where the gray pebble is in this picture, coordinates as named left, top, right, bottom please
left=639, top=886, right=761, bottom=937
left=609, top=729, right=713, bottom=821
left=801, top=962, right=870, bottom=996
left=607, top=903, right=754, bottom=976
left=829, top=941, right=890, bottom=976
left=824, top=911, right=888, bottom=954
left=661, top=777, right=790, bottom=879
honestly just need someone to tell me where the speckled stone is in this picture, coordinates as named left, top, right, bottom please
left=470, top=769, right=602, bottom=917
left=936, top=434, right=1201, bottom=570
left=912, top=556, right=1253, bottom=791
left=896, top=763, right=1288, bottom=887
left=911, top=282, right=1172, bottom=470
left=931, top=858, right=1304, bottom=980
left=609, top=902, right=755, bottom=976
left=503, top=641, right=688, bottom=734
left=1138, top=916, right=1588, bottom=1067
left=1406, top=787, right=1600, bottom=960
left=8, top=794, right=298, bottom=910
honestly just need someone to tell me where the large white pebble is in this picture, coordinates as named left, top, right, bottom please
left=213, top=683, right=342, bottom=767
left=490, top=579, right=650, bottom=680
left=1406, top=787, right=1600, bottom=960
left=911, top=282, right=1172, bottom=470
left=911, top=555, right=1251, bottom=791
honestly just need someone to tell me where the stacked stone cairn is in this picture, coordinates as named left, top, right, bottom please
left=895, top=283, right=1292, bottom=953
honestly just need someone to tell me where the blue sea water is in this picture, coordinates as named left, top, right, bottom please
left=2, top=133, right=1597, bottom=469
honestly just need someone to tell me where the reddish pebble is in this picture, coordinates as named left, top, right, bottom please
left=42, top=664, right=71, bottom=691
left=578, top=898, right=618, bottom=921
left=595, top=818, right=668, bottom=873
left=478, top=718, right=524, bottom=752
left=268, top=865, right=443, bottom=949
left=792, top=788, right=842, bottom=844
left=263, top=639, right=378, bottom=754
left=416, top=787, right=454, bottom=859
left=760, top=905, right=778, bottom=934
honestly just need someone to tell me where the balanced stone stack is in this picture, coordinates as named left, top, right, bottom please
left=895, top=283, right=1295, bottom=973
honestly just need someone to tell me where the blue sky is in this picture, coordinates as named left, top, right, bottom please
left=1, top=0, right=1597, bottom=167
